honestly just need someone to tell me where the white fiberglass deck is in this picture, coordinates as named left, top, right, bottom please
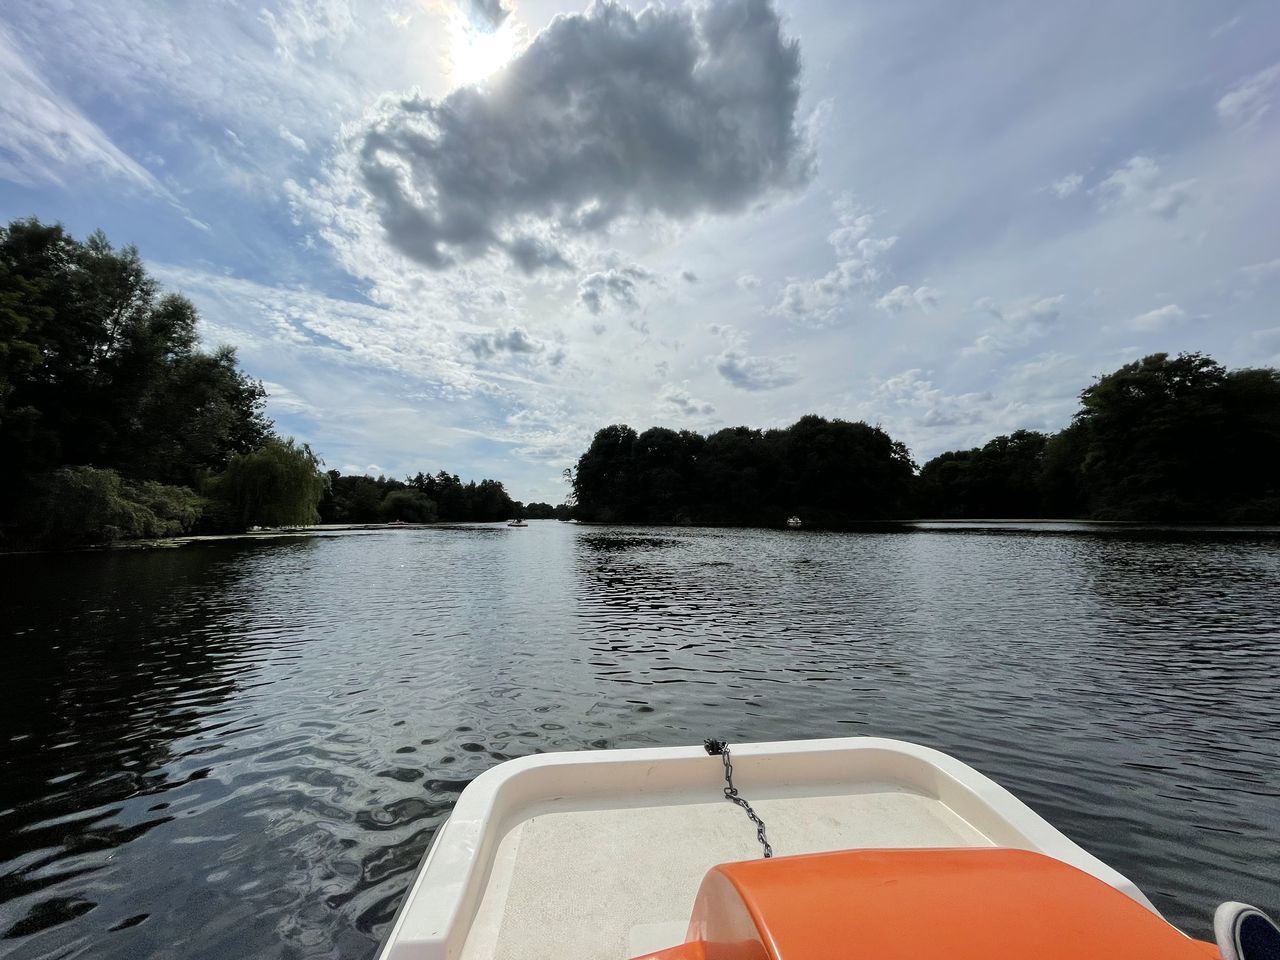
left=463, top=788, right=987, bottom=960
left=377, top=737, right=1156, bottom=960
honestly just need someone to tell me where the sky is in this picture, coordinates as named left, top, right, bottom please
left=2, top=0, right=1278, bottom=502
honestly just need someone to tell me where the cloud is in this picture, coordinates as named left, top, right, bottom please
left=1240, top=258, right=1280, bottom=281
left=737, top=274, right=761, bottom=290
left=773, top=198, right=898, bottom=326
left=965, top=294, right=1065, bottom=355
left=466, top=326, right=546, bottom=359
left=352, top=0, right=811, bottom=272
left=872, top=370, right=992, bottom=428
left=458, top=0, right=511, bottom=32
left=1247, top=327, right=1280, bottom=362
left=260, top=0, right=358, bottom=61
left=278, top=125, right=309, bottom=153
left=1210, top=15, right=1242, bottom=38
left=680, top=269, right=699, bottom=284
left=1217, top=64, right=1280, bottom=129
left=715, top=348, right=798, bottom=391
left=875, top=284, right=940, bottom=313
left=577, top=264, right=654, bottom=314
left=0, top=27, right=167, bottom=194
left=1129, top=304, right=1186, bottom=331
left=658, top=384, right=715, bottom=418
left=1092, top=155, right=1194, bottom=219
left=1047, top=173, right=1083, bottom=198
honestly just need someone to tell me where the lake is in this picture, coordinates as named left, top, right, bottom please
left=2, top=522, right=1278, bottom=958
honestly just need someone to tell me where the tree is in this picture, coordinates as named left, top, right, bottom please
left=571, top=416, right=914, bottom=527
left=573, top=425, right=640, bottom=521
left=210, top=438, right=327, bottom=528
left=1073, top=353, right=1231, bottom=519
left=24, top=466, right=203, bottom=545
left=0, top=218, right=273, bottom=537
left=917, top=430, right=1048, bottom=518
left=379, top=488, right=438, bottom=523
left=918, top=352, right=1280, bottom=522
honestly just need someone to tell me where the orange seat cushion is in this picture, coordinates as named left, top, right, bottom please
left=639, top=848, right=1220, bottom=960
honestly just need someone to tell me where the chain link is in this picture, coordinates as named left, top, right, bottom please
left=704, top=738, right=772, bottom=858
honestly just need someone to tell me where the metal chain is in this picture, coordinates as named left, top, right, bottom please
left=704, top=738, right=772, bottom=858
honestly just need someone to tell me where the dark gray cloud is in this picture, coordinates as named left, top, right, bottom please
left=577, top=264, right=653, bottom=314
left=358, top=0, right=811, bottom=271
left=715, top=347, right=797, bottom=391
left=460, top=0, right=510, bottom=32
left=466, top=326, right=544, bottom=358
left=659, top=384, right=715, bottom=417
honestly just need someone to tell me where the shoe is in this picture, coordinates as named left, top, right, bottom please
left=1215, top=902, right=1280, bottom=960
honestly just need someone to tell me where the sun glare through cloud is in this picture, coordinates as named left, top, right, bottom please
left=445, top=8, right=520, bottom=88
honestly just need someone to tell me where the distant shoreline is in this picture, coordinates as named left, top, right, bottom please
left=6, top=517, right=1279, bottom=557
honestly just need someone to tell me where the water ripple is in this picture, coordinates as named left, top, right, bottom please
left=1, top=524, right=1278, bottom=957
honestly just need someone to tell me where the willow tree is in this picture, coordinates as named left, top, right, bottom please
left=212, top=438, right=328, bottom=528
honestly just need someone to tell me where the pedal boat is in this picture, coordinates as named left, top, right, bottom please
left=375, top=736, right=1225, bottom=960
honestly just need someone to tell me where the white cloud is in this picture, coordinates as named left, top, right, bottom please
left=772, top=198, right=898, bottom=326
left=279, top=126, right=309, bottom=153
left=1129, top=304, right=1187, bottom=331
left=0, top=27, right=167, bottom=194
left=1047, top=173, right=1083, bottom=198
left=260, top=0, right=359, bottom=61
left=1092, top=155, right=1194, bottom=219
left=1240, top=258, right=1280, bottom=281
left=737, top=274, right=761, bottom=290
left=875, top=284, right=940, bottom=313
left=1216, top=64, right=1280, bottom=129
left=872, top=370, right=991, bottom=428
left=1210, top=15, right=1242, bottom=39
left=965, top=294, right=1065, bottom=355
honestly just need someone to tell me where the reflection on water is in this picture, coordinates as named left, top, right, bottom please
left=2, top=523, right=1278, bottom=957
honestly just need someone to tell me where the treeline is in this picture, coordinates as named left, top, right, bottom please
left=0, top=218, right=315, bottom=547
left=572, top=416, right=915, bottom=526
left=571, top=353, right=1280, bottom=526
left=917, top=353, right=1280, bottom=522
left=0, top=219, right=533, bottom=548
left=320, top=471, right=546, bottom=523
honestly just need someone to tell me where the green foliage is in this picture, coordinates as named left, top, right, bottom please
left=23, top=466, right=204, bottom=545
left=573, top=416, right=915, bottom=527
left=379, top=488, right=439, bottom=523
left=916, top=430, right=1048, bottom=518
left=320, top=470, right=520, bottom=523
left=1, top=218, right=275, bottom=544
left=210, top=438, right=328, bottom=528
left=920, top=353, right=1280, bottom=521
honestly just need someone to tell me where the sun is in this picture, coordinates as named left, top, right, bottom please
left=447, top=13, right=519, bottom=88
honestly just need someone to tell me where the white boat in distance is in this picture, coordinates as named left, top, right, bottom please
left=786, top=516, right=801, bottom=528
left=505, top=519, right=527, bottom=527
left=375, top=736, right=1257, bottom=960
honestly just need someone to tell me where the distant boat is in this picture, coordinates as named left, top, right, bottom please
left=507, top=519, right=527, bottom=527
left=786, top=516, right=802, bottom=528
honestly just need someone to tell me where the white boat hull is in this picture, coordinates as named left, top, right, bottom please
left=376, top=737, right=1158, bottom=960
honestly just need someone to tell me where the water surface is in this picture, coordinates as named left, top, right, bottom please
left=2, top=522, right=1278, bottom=957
